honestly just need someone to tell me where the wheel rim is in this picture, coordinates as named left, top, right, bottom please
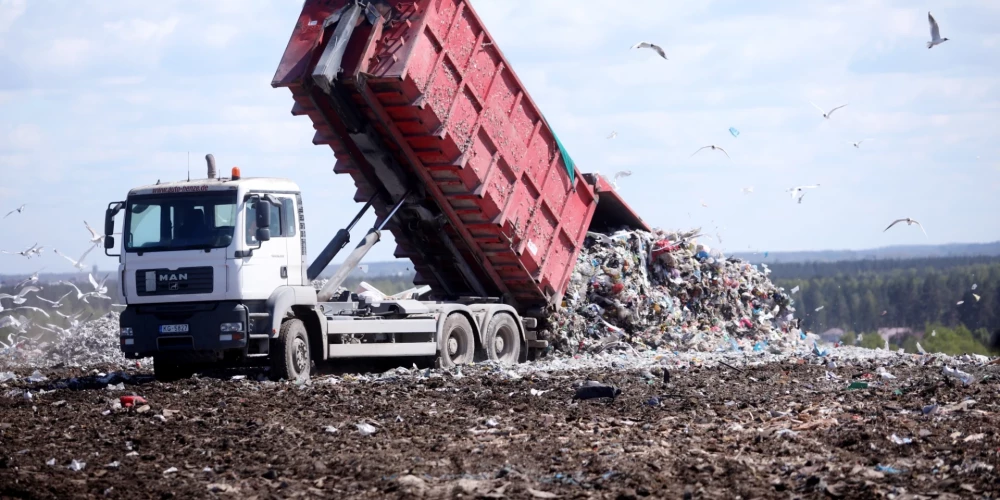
left=292, top=337, right=308, bottom=375
left=496, top=324, right=517, bottom=363
left=447, top=336, right=460, bottom=358
left=494, top=335, right=505, bottom=354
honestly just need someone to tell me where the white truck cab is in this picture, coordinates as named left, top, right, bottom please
left=105, top=156, right=533, bottom=382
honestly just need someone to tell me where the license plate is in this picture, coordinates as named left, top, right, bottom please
left=159, top=324, right=189, bottom=334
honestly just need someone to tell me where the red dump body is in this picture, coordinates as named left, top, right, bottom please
left=273, top=0, right=647, bottom=311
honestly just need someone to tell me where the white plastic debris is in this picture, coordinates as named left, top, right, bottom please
left=943, top=366, right=974, bottom=385
left=877, top=367, right=897, bottom=380
left=889, top=434, right=912, bottom=445
left=106, top=461, right=120, bottom=469
left=105, top=383, right=125, bottom=391
left=529, top=388, right=552, bottom=396
left=323, top=426, right=339, bottom=434
left=69, top=459, right=86, bottom=471
left=26, top=370, right=47, bottom=383
left=46, top=458, right=56, bottom=466
left=231, top=375, right=246, bottom=381
left=356, top=423, right=378, bottom=436
left=486, top=418, right=499, bottom=428
left=163, top=467, right=178, bottom=475
left=0, top=372, right=16, bottom=383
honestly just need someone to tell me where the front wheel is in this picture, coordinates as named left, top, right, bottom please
left=485, top=313, right=521, bottom=366
left=438, top=314, right=475, bottom=369
left=270, top=318, right=311, bottom=382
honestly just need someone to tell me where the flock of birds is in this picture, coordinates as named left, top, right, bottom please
left=1, top=204, right=118, bottom=346
left=620, top=12, right=952, bottom=238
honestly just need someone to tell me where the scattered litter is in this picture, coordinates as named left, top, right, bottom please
left=26, top=370, right=47, bottom=383
left=889, top=434, right=912, bottom=445
left=877, top=367, right=897, bottom=380
left=922, top=404, right=938, bottom=415
left=163, top=467, right=178, bottom=475
left=0, top=372, right=16, bottom=383
left=68, top=459, right=86, bottom=471
left=485, top=418, right=499, bottom=428
left=847, top=381, right=869, bottom=390
left=231, top=375, right=246, bottom=381
left=45, top=458, right=55, bottom=466
left=943, top=366, right=974, bottom=385
left=529, top=388, right=552, bottom=397
left=573, top=381, right=621, bottom=401
left=964, top=433, right=985, bottom=442
left=120, top=395, right=147, bottom=408
left=207, top=483, right=239, bottom=493
left=323, top=426, right=339, bottom=434
left=106, top=383, right=125, bottom=391
left=875, top=464, right=903, bottom=474
left=814, top=306, right=824, bottom=312
left=356, top=423, right=378, bottom=436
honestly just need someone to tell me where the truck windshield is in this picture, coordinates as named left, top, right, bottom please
left=125, top=193, right=238, bottom=253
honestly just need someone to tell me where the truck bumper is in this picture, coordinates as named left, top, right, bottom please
left=119, top=301, right=250, bottom=359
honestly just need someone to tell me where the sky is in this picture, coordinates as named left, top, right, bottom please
left=0, top=0, right=998, bottom=275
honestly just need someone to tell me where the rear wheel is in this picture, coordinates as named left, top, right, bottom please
left=438, top=314, right=474, bottom=369
left=485, top=313, right=521, bottom=366
left=270, top=318, right=311, bottom=382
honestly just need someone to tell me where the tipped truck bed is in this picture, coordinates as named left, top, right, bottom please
left=273, top=0, right=647, bottom=313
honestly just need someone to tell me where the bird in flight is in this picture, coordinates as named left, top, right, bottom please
left=84, top=221, right=105, bottom=245
left=741, top=186, right=754, bottom=195
left=852, top=139, right=872, bottom=148
left=810, top=102, right=848, bottom=119
left=787, top=184, right=820, bottom=202
left=3, top=204, right=26, bottom=219
left=15, top=269, right=42, bottom=289
left=691, top=145, right=731, bottom=159
left=2, top=243, right=43, bottom=259
left=606, top=131, right=617, bottom=140
left=630, top=41, right=667, bottom=60
left=884, top=218, right=927, bottom=236
left=36, top=290, right=73, bottom=308
left=0, top=286, right=41, bottom=305
left=54, top=245, right=96, bottom=271
left=927, top=12, right=949, bottom=49
left=612, top=170, right=631, bottom=189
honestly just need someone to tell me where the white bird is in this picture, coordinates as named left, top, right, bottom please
left=883, top=338, right=889, bottom=351
left=741, top=187, right=754, bottom=195
left=0, top=316, right=21, bottom=329
left=2, top=243, right=43, bottom=259
left=83, top=221, right=105, bottom=246
left=612, top=170, right=632, bottom=189
left=606, top=131, right=617, bottom=140
left=787, top=184, right=820, bottom=201
left=630, top=41, right=667, bottom=60
left=15, top=269, right=43, bottom=289
left=884, top=218, right=927, bottom=237
left=59, top=281, right=91, bottom=303
left=691, top=145, right=731, bottom=160
left=927, top=12, right=949, bottom=49
left=3, top=204, right=26, bottom=219
left=810, top=102, right=848, bottom=119
left=88, top=273, right=110, bottom=295
left=54, top=245, right=96, bottom=271
left=36, top=291, right=72, bottom=308
left=0, top=286, right=41, bottom=305
left=852, top=139, right=872, bottom=148
left=916, top=342, right=927, bottom=355
left=14, top=306, right=50, bottom=318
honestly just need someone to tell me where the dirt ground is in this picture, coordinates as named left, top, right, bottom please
left=0, top=362, right=998, bottom=499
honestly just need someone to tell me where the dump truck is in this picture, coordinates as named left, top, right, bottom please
left=105, top=0, right=648, bottom=381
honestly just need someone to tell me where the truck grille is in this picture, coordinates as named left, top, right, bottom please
left=135, top=267, right=213, bottom=296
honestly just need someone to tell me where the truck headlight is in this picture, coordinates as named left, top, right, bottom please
left=120, top=327, right=133, bottom=337
left=220, top=322, right=244, bottom=332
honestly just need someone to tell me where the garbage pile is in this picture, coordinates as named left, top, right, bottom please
left=542, top=228, right=799, bottom=354
left=0, top=313, right=136, bottom=369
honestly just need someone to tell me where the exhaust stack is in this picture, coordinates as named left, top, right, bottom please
left=206, top=154, right=217, bottom=179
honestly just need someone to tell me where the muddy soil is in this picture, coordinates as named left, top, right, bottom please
left=0, top=363, right=998, bottom=499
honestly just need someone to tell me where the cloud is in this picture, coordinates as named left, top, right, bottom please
left=103, top=17, right=179, bottom=44
left=0, top=0, right=26, bottom=33
left=37, top=38, right=97, bottom=69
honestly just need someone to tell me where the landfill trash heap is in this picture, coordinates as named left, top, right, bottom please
left=0, top=313, right=137, bottom=369
left=542, top=228, right=798, bottom=354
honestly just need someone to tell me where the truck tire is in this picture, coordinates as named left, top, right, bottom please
left=484, top=313, right=521, bottom=366
left=438, top=314, right=474, bottom=369
left=153, top=355, right=191, bottom=382
left=270, top=318, right=311, bottom=382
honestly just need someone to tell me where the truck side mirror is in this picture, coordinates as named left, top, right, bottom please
left=104, top=201, right=124, bottom=257
left=256, top=200, right=271, bottom=229
left=104, top=235, right=116, bottom=249
left=256, top=227, right=271, bottom=242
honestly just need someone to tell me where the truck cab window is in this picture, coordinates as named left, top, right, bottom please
left=246, top=198, right=284, bottom=244
left=282, top=198, right=297, bottom=237
left=125, top=194, right=237, bottom=252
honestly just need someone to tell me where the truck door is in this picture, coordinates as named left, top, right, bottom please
left=242, top=197, right=288, bottom=299
left=278, top=196, right=304, bottom=286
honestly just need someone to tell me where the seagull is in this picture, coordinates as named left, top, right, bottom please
left=83, top=221, right=105, bottom=245
left=59, top=281, right=91, bottom=303
left=15, top=269, right=42, bottom=289
left=54, top=245, right=96, bottom=271
left=88, top=273, right=110, bottom=295
left=0, top=286, right=41, bottom=305
left=36, top=291, right=72, bottom=308
left=787, top=184, right=820, bottom=201
left=927, top=12, right=949, bottom=49
left=630, top=41, right=667, bottom=60
left=2, top=243, right=42, bottom=259
left=741, top=187, right=754, bottom=195
left=884, top=218, right=927, bottom=236
left=0, top=316, right=21, bottom=329
left=810, top=102, right=848, bottom=119
left=916, top=342, right=927, bottom=355
left=606, top=131, right=617, bottom=140
left=612, top=170, right=632, bottom=189
left=14, top=306, right=50, bottom=318
left=3, top=204, right=26, bottom=219
left=852, top=139, right=872, bottom=148
left=691, top=145, right=731, bottom=160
